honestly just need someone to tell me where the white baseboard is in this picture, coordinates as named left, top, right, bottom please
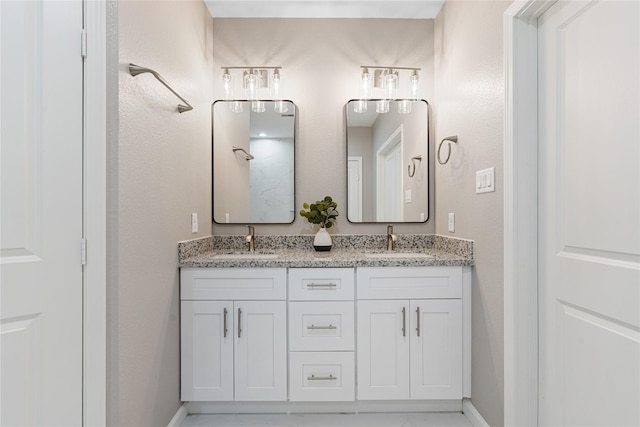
left=462, top=398, right=490, bottom=427
left=167, top=403, right=188, bottom=427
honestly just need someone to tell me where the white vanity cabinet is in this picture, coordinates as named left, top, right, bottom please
left=180, top=268, right=287, bottom=402
left=356, top=266, right=465, bottom=401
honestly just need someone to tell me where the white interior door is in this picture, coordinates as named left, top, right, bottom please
left=1, top=1, right=84, bottom=425
left=538, top=1, right=640, bottom=425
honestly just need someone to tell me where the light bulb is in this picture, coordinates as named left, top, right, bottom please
left=410, top=70, right=420, bottom=101
left=222, top=69, right=232, bottom=100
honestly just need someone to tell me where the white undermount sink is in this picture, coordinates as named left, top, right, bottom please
left=364, top=252, right=433, bottom=259
left=212, top=252, right=279, bottom=260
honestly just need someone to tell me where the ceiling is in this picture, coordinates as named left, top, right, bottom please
left=204, top=1, right=445, bottom=19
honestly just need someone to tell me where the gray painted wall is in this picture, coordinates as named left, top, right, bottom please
left=211, top=18, right=436, bottom=236
left=434, top=2, right=512, bottom=426
left=109, top=1, right=213, bottom=425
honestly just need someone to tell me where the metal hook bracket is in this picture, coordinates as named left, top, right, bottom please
left=232, top=146, right=254, bottom=161
left=437, top=136, right=458, bottom=165
left=408, top=155, right=423, bottom=177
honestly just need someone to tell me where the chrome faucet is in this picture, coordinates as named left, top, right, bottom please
left=387, top=224, right=397, bottom=251
left=245, top=225, right=255, bottom=252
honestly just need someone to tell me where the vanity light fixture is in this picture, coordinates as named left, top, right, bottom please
left=220, top=66, right=284, bottom=113
left=353, top=65, right=421, bottom=114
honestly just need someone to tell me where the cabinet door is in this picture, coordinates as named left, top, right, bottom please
left=410, top=299, right=462, bottom=399
left=181, top=301, right=233, bottom=401
left=357, top=300, right=410, bottom=400
left=234, top=301, right=287, bottom=401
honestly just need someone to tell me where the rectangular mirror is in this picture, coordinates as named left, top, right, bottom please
left=346, top=99, right=429, bottom=223
left=213, top=100, right=296, bottom=224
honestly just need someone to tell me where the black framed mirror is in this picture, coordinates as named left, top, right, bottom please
left=346, top=99, right=429, bottom=223
left=212, top=100, right=296, bottom=224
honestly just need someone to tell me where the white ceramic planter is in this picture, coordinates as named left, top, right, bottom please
left=313, top=227, right=332, bottom=251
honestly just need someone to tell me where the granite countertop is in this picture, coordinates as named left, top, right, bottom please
left=178, top=234, right=474, bottom=269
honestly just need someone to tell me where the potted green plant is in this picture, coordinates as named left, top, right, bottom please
left=299, top=196, right=338, bottom=251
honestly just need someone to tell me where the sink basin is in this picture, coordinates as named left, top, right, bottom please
left=364, top=252, right=433, bottom=259
left=212, top=252, right=279, bottom=260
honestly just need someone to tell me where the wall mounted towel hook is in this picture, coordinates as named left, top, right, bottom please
left=408, top=155, right=423, bottom=177
left=128, top=63, right=193, bottom=113
left=437, top=136, right=458, bottom=165
left=232, top=146, right=254, bottom=161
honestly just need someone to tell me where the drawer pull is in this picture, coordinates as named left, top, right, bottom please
left=306, top=282, right=337, bottom=288
left=307, top=374, right=337, bottom=381
left=223, top=307, right=228, bottom=338
left=402, top=307, right=406, bottom=337
left=307, top=324, right=337, bottom=330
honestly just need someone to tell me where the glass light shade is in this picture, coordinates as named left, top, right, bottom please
left=245, top=71, right=259, bottom=100
left=274, top=100, right=289, bottom=113
left=271, top=69, right=283, bottom=100
left=222, top=69, right=233, bottom=100
left=353, top=99, right=368, bottom=113
left=384, top=71, right=398, bottom=100
left=397, top=99, right=412, bottom=114
left=252, top=100, right=266, bottom=113
left=410, top=71, right=420, bottom=101
left=360, top=68, right=371, bottom=99
left=230, top=101, right=243, bottom=113
left=376, top=99, right=389, bottom=114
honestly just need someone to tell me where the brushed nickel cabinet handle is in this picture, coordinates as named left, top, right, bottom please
left=306, top=282, right=337, bottom=288
left=237, top=307, right=242, bottom=338
left=223, top=307, right=228, bottom=338
left=306, top=324, right=337, bottom=330
left=402, top=307, right=406, bottom=337
left=307, top=374, right=337, bottom=381
left=416, top=306, right=421, bottom=337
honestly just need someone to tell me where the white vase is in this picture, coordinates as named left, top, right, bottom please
left=313, top=227, right=332, bottom=251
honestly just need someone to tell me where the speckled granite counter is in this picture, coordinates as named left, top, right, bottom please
left=178, top=234, right=474, bottom=268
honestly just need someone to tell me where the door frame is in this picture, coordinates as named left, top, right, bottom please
left=83, top=1, right=107, bottom=425
left=503, top=1, right=556, bottom=426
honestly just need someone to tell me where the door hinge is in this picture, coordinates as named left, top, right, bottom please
left=81, top=238, right=87, bottom=266
left=81, top=29, right=87, bottom=58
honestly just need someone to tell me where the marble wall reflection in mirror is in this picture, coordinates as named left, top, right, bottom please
left=346, top=99, right=429, bottom=223
left=213, top=100, right=295, bottom=224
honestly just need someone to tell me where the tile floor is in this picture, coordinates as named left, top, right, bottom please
left=181, top=412, right=473, bottom=427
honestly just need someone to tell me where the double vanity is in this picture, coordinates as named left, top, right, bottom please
left=178, top=234, right=473, bottom=414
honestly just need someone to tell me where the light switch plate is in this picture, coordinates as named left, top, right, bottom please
left=476, top=167, right=495, bottom=194
left=191, top=213, right=198, bottom=233
left=448, top=212, right=455, bottom=232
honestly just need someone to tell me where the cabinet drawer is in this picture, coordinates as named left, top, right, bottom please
left=289, top=302, right=354, bottom=351
left=181, top=268, right=286, bottom=300
left=357, top=266, right=462, bottom=300
left=289, top=352, right=355, bottom=402
left=288, top=268, right=354, bottom=301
